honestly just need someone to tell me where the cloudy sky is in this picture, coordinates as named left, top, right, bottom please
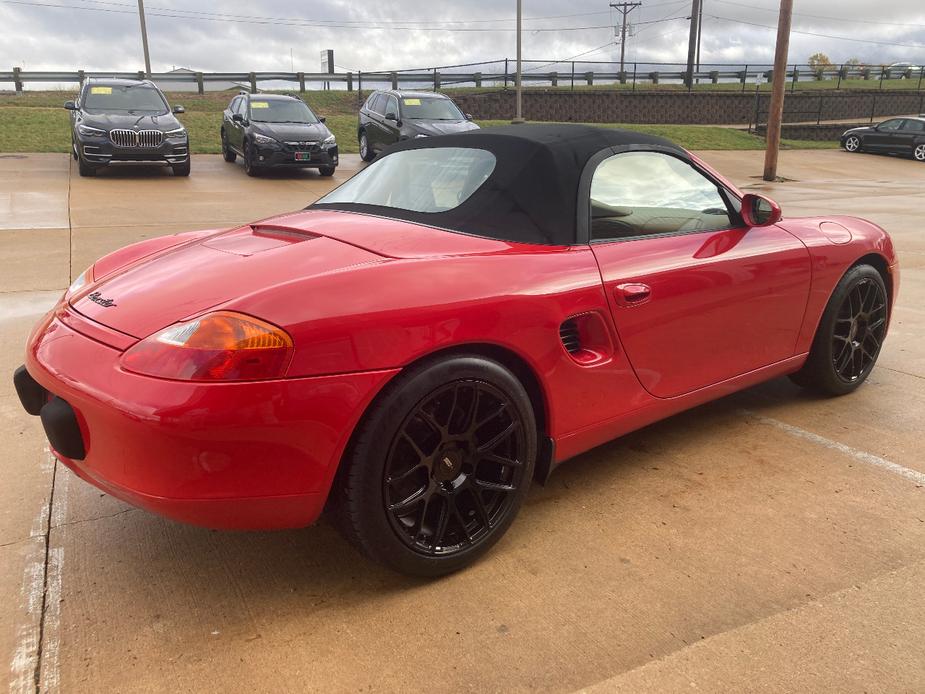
left=1, top=0, right=923, bottom=75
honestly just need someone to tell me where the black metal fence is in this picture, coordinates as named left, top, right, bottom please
left=3, top=61, right=924, bottom=94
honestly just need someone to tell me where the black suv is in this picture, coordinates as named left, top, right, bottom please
left=221, top=93, right=338, bottom=176
left=65, top=79, right=190, bottom=177
left=358, top=90, right=478, bottom=161
left=841, top=116, right=925, bottom=162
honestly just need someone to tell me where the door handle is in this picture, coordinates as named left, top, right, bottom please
left=614, top=282, right=651, bottom=306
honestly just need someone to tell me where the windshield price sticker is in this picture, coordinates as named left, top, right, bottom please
left=90, top=86, right=112, bottom=95
left=251, top=102, right=269, bottom=109
left=403, top=98, right=421, bottom=106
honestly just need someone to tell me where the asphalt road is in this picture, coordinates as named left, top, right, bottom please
left=1, top=150, right=923, bottom=693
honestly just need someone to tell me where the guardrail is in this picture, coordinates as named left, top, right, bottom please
left=2, top=62, right=924, bottom=94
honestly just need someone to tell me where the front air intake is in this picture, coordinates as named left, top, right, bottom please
left=559, top=319, right=581, bottom=354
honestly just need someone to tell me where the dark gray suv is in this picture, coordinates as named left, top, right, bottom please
left=65, top=79, right=190, bottom=177
left=357, top=90, right=478, bottom=161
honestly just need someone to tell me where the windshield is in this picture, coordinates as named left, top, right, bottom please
left=400, top=96, right=464, bottom=121
left=317, top=147, right=495, bottom=213
left=83, top=85, right=168, bottom=113
left=249, top=99, right=319, bottom=124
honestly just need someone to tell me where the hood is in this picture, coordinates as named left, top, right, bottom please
left=407, top=120, right=480, bottom=136
left=844, top=125, right=874, bottom=135
left=70, top=224, right=383, bottom=338
left=251, top=121, right=330, bottom=142
left=80, top=112, right=181, bottom=131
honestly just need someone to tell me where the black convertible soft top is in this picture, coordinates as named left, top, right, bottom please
left=312, top=123, right=688, bottom=245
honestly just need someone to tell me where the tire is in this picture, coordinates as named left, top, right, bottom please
left=172, top=159, right=191, bottom=177
left=243, top=141, right=260, bottom=177
left=221, top=131, right=236, bottom=163
left=77, top=156, right=96, bottom=177
left=844, top=135, right=861, bottom=153
left=914, top=143, right=925, bottom=162
left=333, top=355, right=537, bottom=577
left=359, top=130, right=375, bottom=162
left=789, top=264, right=888, bottom=396
left=318, top=165, right=335, bottom=177
left=71, top=139, right=78, bottom=161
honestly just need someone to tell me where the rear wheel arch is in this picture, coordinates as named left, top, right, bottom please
left=331, top=342, right=553, bottom=502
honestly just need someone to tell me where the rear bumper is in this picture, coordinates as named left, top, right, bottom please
left=17, top=307, right=398, bottom=529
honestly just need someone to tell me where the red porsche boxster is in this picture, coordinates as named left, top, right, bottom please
left=15, top=125, right=897, bottom=575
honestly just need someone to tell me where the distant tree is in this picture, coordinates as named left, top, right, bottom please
left=845, top=57, right=862, bottom=66
left=808, top=52, right=833, bottom=69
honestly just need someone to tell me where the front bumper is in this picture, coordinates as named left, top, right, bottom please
left=78, top=134, right=189, bottom=166
left=17, top=305, right=397, bottom=529
left=252, top=143, right=338, bottom=169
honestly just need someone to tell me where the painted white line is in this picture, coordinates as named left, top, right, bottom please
left=741, top=409, right=925, bottom=486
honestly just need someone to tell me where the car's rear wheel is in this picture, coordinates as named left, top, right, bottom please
left=318, top=165, right=335, bottom=177
left=359, top=131, right=375, bottom=162
left=844, top=135, right=862, bottom=153
left=333, top=355, right=536, bottom=577
left=914, top=143, right=925, bottom=162
left=221, top=131, right=236, bottom=163
left=172, top=159, right=191, bottom=177
left=790, top=264, right=888, bottom=396
left=243, top=141, right=260, bottom=177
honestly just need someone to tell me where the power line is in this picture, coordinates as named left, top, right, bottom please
left=709, top=14, right=925, bottom=49
left=712, top=0, right=925, bottom=30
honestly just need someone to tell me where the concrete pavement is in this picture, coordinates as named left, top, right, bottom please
left=1, top=149, right=923, bottom=693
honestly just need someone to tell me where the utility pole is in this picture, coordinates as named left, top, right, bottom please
left=137, top=0, right=151, bottom=77
left=610, top=2, right=642, bottom=74
left=513, top=0, right=525, bottom=123
left=763, top=0, right=793, bottom=181
left=684, top=0, right=701, bottom=88
left=695, top=0, right=703, bottom=73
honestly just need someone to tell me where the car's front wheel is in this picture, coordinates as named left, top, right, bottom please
left=914, top=143, right=925, bottom=162
left=243, top=141, right=260, bottom=177
left=221, top=130, right=236, bottom=163
left=359, top=131, right=375, bottom=162
left=790, top=264, right=888, bottom=396
left=333, top=355, right=537, bottom=577
left=77, top=155, right=97, bottom=177
left=318, top=165, right=335, bottom=177
left=172, top=159, right=191, bottom=177
left=844, top=135, right=862, bottom=153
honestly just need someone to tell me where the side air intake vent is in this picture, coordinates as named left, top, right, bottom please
left=559, top=319, right=581, bottom=354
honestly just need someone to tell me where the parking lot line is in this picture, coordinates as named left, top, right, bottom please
left=742, top=409, right=925, bottom=486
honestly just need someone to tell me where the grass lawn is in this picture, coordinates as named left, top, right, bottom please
left=0, top=90, right=837, bottom=155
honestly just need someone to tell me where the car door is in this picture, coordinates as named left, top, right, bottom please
left=865, top=118, right=904, bottom=150
left=588, top=149, right=811, bottom=399
left=223, top=96, right=239, bottom=147
left=896, top=118, right=925, bottom=154
left=365, top=93, right=386, bottom=152
left=381, top=94, right=402, bottom=148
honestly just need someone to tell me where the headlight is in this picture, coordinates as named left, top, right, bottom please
left=321, top=134, right=336, bottom=147
left=77, top=124, right=106, bottom=137
left=67, top=267, right=93, bottom=296
left=120, top=311, right=293, bottom=381
left=253, top=133, right=276, bottom=145
left=165, top=127, right=186, bottom=138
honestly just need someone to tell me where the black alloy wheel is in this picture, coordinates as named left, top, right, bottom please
left=221, top=130, right=236, bottom=163
left=383, top=380, right=528, bottom=557
left=333, top=355, right=537, bottom=577
left=831, top=277, right=887, bottom=383
left=790, top=264, right=888, bottom=396
left=243, top=141, right=259, bottom=177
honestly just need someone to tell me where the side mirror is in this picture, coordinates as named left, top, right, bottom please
left=465, top=113, right=473, bottom=121
left=172, top=105, right=185, bottom=114
left=319, top=116, right=326, bottom=123
left=232, top=113, right=244, bottom=123
left=385, top=111, right=398, bottom=121
left=741, top=193, right=782, bottom=227
left=64, top=101, right=77, bottom=110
